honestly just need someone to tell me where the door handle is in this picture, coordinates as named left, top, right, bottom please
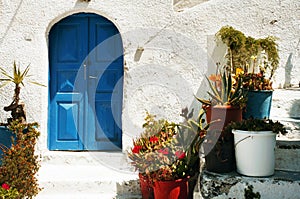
left=84, top=64, right=87, bottom=80
left=89, top=75, right=97, bottom=79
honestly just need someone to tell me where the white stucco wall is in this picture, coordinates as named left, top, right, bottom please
left=0, top=0, right=299, bottom=153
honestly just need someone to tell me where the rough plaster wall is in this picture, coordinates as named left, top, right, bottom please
left=0, top=0, right=298, bottom=152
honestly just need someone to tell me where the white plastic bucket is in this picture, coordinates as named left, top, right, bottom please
left=232, top=129, right=276, bottom=177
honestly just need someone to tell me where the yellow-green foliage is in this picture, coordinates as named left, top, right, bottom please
left=216, top=26, right=279, bottom=79
left=0, top=121, right=41, bottom=199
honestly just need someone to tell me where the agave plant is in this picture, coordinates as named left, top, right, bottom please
left=196, top=65, right=245, bottom=108
left=0, top=61, right=45, bottom=123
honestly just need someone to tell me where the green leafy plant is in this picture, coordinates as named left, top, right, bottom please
left=0, top=183, right=19, bottom=199
left=196, top=64, right=245, bottom=108
left=224, top=118, right=287, bottom=135
left=0, top=120, right=41, bottom=198
left=0, top=61, right=45, bottom=124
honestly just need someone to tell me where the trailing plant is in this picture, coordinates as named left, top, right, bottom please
left=216, top=26, right=279, bottom=80
left=0, top=120, right=41, bottom=198
left=0, top=61, right=45, bottom=124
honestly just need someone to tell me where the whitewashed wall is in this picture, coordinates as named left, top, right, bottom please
left=0, top=0, right=298, bottom=152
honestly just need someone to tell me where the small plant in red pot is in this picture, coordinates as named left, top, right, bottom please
left=127, top=112, right=179, bottom=199
left=196, top=63, right=246, bottom=130
left=196, top=63, right=246, bottom=173
left=128, top=111, right=209, bottom=199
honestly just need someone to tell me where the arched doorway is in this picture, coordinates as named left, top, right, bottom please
left=48, top=13, right=123, bottom=151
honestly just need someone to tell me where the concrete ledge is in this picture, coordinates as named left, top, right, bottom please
left=276, top=140, right=300, bottom=172
left=197, top=170, right=300, bottom=199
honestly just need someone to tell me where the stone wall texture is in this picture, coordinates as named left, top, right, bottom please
left=0, top=0, right=299, bottom=152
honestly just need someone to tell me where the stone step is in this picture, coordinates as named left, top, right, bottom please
left=196, top=170, right=300, bottom=199
left=275, top=140, right=300, bottom=172
left=36, top=152, right=142, bottom=198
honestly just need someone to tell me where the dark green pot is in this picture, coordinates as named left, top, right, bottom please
left=243, top=90, right=273, bottom=119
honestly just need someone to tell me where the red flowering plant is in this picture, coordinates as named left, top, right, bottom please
left=0, top=183, right=19, bottom=199
left=127, top=112, right=179, bottom=176
left=128, top=109, right=210, bottom=182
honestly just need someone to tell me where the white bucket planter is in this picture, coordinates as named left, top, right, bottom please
left=232, top=129, right=276, bottom=177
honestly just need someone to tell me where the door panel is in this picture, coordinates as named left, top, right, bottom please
left=86, top=16, right=123, bottom=150
left=49, top=13, right=123, bottom=151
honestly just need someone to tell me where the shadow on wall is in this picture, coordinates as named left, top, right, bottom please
left=284, top=53, right=293, bottom=88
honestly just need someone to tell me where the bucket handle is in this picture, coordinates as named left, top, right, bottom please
left=234, top=136, right=253, bottom=148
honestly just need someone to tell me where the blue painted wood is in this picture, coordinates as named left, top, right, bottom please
left=86, top=16, right=123, bottom=150
left=49, top=13, right=123, bottom=150
left=0, top=127, right=16, bottom=165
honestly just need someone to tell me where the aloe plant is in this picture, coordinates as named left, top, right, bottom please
left=0, top=61, right=45, bottom=123
left=196, top=68, right=245, bottom=108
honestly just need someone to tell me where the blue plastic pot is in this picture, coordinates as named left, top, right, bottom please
left=243, top=90, right=273, bottom=119
left=0, top=126, right=16, bottom=165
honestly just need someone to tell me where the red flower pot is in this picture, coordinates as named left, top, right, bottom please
left=139, top=173, right=154, bottom=199
left=153, top=177, right=189, bottom=199
left=205, top=105, right=242, bottom=130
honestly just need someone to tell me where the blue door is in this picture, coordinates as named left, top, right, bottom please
left=48, top=13, right=123, bottom=151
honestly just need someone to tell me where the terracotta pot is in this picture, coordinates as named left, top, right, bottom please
left=153, top=177, right=189, bottom=199
left=138, top=173, right=154, bottom=199
left=205, top=105, right=242, bottom=130
left=202, top=105, right=242, bottom=173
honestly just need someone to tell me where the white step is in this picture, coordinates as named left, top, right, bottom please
left=36, top=152, right=142, bottom=199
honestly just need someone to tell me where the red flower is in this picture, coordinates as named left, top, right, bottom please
left=132, top=145, right=142, bottom=154
left=175, top=151, right=186, bottom=159
left=158, top=148, right=169, bottom=155
left=1, top=183, right=10, bottom=190
left=149, top=136, right=159, bottom=143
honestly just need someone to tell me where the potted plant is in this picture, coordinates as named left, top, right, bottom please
left=127, top=112, right=179, bottom=199
left=239, top=63, right=274, bottom=119
left=196, top=63, right=246, bottom=130
left=0, top=61, right=44, bottom=162
left=196, top=63, right=246, bottom=173
left=0, top=62, right=43, bottom=198
left=216, top=26, right=279, bottom=119
left=225, top=118, right=287, bottom=176
left=128, top=110, right=210, bottom=199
